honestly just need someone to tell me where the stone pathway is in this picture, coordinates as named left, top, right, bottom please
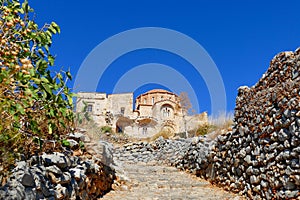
left=102, top=161, right=243, bottom=200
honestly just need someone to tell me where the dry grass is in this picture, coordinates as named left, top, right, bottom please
left=187, top=112, right=234, bottom=139
left=150, top=130, right=174, bottom=141
left=208, top=112, right=234, bottom=131
left=205, top=112, right=234, bottom=140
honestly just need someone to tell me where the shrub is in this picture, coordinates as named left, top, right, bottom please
left=100, top=126, right=112, bottom=133
left=0, top=0, right=74, bottom=182
left=195, top=123, right=216, bottom=136
left=75, top=101, right=93, bottom=126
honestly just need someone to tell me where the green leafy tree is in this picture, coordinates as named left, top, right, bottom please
left=0, top=0, right=74, bottom=180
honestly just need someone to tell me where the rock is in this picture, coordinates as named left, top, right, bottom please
left=278, top=129, right=290, bottom=141
left=284, top=181, right=296, bottom=190
left=68, top=132, right=86, bottom=141
left=54, top=184, right=68, bottom=199
left=285, top=190, right=299, bottom=198
left=244, top=155, right=252, bottom=164
left=42, top=152, right=71, bottom=169
left=66, top=139, right=79, bottom=148
left=1, top=150, right=115, bottom=200
left=250, top=175, right=260, bottom=185
left=70, top=168, right=84, bottom=181
left=46, top=165, right=63, bottom=175
left=21, top=172, right=35, bottom=187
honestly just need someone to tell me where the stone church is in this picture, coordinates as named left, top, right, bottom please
left=76, top=89, right=207, bottom=137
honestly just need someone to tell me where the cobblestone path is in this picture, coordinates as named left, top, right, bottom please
left=102, top=162, right=243, bottom=200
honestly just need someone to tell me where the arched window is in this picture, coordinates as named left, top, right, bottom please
left=142, top=127, right=147, bottom=135
left=87, top=105, right=93, bottom=112
left=161, top=105, right=173, bottom=118
left=120, top=107, right=125, bottom=115
left=163, top=107, right=168, bottom=117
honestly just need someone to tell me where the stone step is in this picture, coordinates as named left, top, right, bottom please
left=102, top=161, right=243, bottom=200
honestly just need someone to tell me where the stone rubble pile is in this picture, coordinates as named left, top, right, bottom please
left=0, top=133, right=115, bottom=200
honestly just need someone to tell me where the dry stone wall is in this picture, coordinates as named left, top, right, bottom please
left=0, top=133, right=116, bottom=200
left=114, top=136, right=214, bottom=176
left=205, top=48, right=300, bottom=199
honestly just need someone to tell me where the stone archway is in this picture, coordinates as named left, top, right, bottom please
left=160, top=119, right=177, bottom=137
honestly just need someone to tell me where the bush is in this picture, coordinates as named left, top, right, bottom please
left=0, top=0, right=74, bottom=182
left=195, top=123, right=215, bottom=136
left=101, top=126, right=112, bottom=134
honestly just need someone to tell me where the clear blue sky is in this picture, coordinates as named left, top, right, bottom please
left=30, top=0, right=300, bottom=115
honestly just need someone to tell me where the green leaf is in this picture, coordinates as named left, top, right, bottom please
left=45, top=30, right=52, bottom=37
left=41, top=77, right=49, bottom=83
left=32, top=78, right=41, bottom=84
left=67, top=96, right=73, bottom=105
left=29, top=68, right=35, bottom=76
left=38, top=49, right=45, bottom=57
left=13, top=115, right=19, bottom=122
left=48, top=55, right=54, bottom=66
left=41, top=83, right=52, bottom=94
left=22, top=0, right=29, bottom=13
left=45, top=45, right=50, bottom=54
left=49, top=108, right=55, bottom=117
left=79, top=141, right=84, bottom=149
left=51, top=22, right=60, bottom=34
left=19, top=8, right=24, bottom=14
left=61, top=139, right=70, bottom=147
left=30, top=120, right=39, bottom=134
left=16, top=103, right=25, bottom=115
left=24, top=88, right=32, bottom=96
left=66, top=71, right=72, bottom=80
left=60, top=107, right=67, bottom=117
left=48, top=25, right=57, bottom=34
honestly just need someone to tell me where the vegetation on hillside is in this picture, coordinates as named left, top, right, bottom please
left=0, top=0, right=74, bottom=181
left=194, top=112, right=234, bottom=138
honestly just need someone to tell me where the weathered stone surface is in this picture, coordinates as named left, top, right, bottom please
left=0, top=137, right=116, bottom=199
left=21, top=172, right=35, bottom=187
left=202, top=48, right=300, bottom=199
left=102, top=162, right=241, bottom=200
left=42, top=152, right=71, bottom=169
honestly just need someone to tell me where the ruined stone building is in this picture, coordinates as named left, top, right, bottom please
left=76, top=89, right=207, bottom=136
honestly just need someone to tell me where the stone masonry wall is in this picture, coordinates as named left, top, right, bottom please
left=205, top=49, right=300, bottom=199
left=0, top=133, right=116, bottom=200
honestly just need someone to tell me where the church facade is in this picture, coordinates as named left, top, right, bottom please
left=76, top=89, right=207, bottom=137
